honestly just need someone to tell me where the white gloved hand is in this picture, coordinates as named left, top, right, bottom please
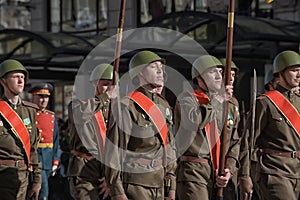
left=51, top=165, right=58, bottom=176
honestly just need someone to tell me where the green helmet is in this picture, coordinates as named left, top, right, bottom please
left=89, top=63, right=114, bottom=82
left=192, top=55, right=222, bottom=79
left=129, top=50, right=165, bottom=79
left=273, top=50, right=300, bottom=73
left=0, top=59, right=29, bottom=81
left=219, top=58, right=239, bottom=72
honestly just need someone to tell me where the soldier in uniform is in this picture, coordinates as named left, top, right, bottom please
left=219, top=58, right=241, bottom=200
left=175, top=55, right=240, bottom=200
left=0, top=59, right=41, bottom=200
left=239, top=50, right=300, bottom=200
left=67, top=63, right=116, bottom=200
left=28, top=83, right=60, bottom=200
left=104, top=50, right=177, bottom=200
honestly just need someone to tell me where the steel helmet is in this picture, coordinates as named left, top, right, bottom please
left=273, top=50, right=300, bottom=74
left=89, top=63, right=114, bottom=82
left=192, top=55, right=222, bottom=80
left=0, top=59, right=29, bottom=81
left=129, top=50, right=165, bottom=80
left=219, top=58, right=239, bottom=72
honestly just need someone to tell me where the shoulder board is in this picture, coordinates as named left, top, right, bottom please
left=157, top=93, right=167, bottom=101
left=257, top=95, right=267, bottom=100
left=228, top=97, right=239, bottom=106
left=22, top=101, right=39, bottom=109
left=45, top=109, right=55, bottom=115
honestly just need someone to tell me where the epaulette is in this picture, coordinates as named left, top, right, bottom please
left=44, top=109, right=55, bottom=115
left=228, top=96, right=239, bottom=107
left=121, top=96, right=134, bottom=106
left=157, top=93, right=167, bottom=101
left=22, top=101, right=39, bottom=109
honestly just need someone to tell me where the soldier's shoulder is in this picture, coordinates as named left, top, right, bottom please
left=257, top=94, right=267, bottom=100
left=228, top=96, right=239, bottom=107
left=44, top=109, right=55, bottom=115
left=22, top=101, right=39, bottom=109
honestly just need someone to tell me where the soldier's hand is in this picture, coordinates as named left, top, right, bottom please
left=216, top=168, right=231, bottom=187
left=106, top=85, right=118, bottom=99
left=225, top=85, right=233, bottom=98
left=27, top=183, right=41, bottom=200
left=238, top=175, right=253, bottom=200
left=111, top=194, right=128, bottom=200
left=164, top=189, right=175, bottom=200
left=98, top=177, right=110, bottom=199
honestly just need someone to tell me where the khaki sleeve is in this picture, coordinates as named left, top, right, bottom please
left=29, top=108, right=42, bottom=184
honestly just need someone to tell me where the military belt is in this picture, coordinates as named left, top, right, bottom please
left=261, top=148, right=300, bottom=159
left=71, top=150, right=95, bottom=160
left=0, top=159, right=26, bottom=168
left=180, top=156, right=209, bottom=164
left=126, top=158, right=163, bottom=167
left=38, top=143, right=53, bottom=148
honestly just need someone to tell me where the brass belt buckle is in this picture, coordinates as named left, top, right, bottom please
left=15, top=160, right=20, bottom=167
left=151, top=159, right=157, bottom=167
left=291, top=151, right=297, bottom=159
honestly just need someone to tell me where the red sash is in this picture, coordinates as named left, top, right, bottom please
left=265, top=90, right=300, bottom=137
left=0, top=100, right=30, bottom=162
left=192, top=90, right=221, bottom=171
left=93, top=110, right=107, bottom=155
left=205, top=120, right=221, bottom=171
left=127, top=91, right=169, bottom=164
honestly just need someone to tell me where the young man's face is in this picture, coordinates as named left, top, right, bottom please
left=32, top=94, right=49, bottom=109
left=281, top=65, right=300, bottom=88
left=1, top=71, right=25, bottom=95
left=139, top=61, right=164, bottom=87
left=94, top=79, right=113, bottom=95
left=201, top=67, right=223, bottom=92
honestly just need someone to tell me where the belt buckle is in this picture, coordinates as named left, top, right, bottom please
left=291, top=151, right=297, bottom=159
left=15, top=160, right=20, bottom=167
left=150, top=159, right=157, bottom=167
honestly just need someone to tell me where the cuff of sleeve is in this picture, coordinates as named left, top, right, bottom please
left=109, top=181, right=125, bottom=196
left=225, top=156, right=239, bottom=174
left=52, top=160, right=59, bottom=165
left=239, top=166, right=250, bottom=176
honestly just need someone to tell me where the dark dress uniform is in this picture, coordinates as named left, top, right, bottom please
left=239, top=85, right=300, bottom=200
left=175, top=89, right=240, bottom=200
left=36, top=109, right=60, bottom=198
left=67, top=92, right=110, bottom=200
left=104, top=87, right=177, bottom=199
left=29, top=83, right=60, bottom=199
left=0, top=96, right=41, bottom=200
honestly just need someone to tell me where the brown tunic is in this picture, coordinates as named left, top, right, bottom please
left=104, top=87, right=177, bottom=197
left=175, top=90, right=240, bottom=199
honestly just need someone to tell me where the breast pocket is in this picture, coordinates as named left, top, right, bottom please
left=270, top=111, right=284, bottom=128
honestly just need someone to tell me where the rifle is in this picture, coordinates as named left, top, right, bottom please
left=217, top=0, right=235, bottom=199
left=112, top=0, right=126, bottom=85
